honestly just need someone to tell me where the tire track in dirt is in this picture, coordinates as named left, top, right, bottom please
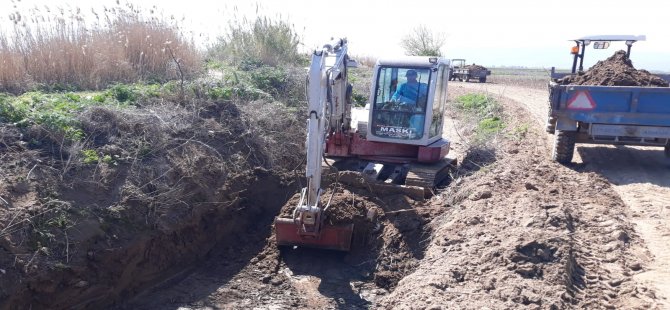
left=457, top=79, right=670, bottom=308
left=577, top=145, right=670, bottom=308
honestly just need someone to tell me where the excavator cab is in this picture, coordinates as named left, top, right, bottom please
left=365, top=57, right=449, bottom=147
left=371, top=67, right=430, bottom=140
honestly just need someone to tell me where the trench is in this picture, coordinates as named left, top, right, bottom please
left=2, top=88, right=509, bottom=310
left=2, top=171, right=450, bottom=309
left=1, top=169, right=299, bottom=310
left=114, top=176, right=446, bottom=309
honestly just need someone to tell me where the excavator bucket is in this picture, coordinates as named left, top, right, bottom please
left=274, top=217, right=354, bottom=251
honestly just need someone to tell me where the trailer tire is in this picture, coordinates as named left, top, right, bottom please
left=479, top=77, right=486, bottom=83
left=552, top=130, right=576, bottom=164
left=465, top=75, right=470, bottom=82
left=665, top=144, right=670, bottom=158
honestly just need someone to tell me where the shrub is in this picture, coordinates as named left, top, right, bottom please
left=250, top=66, right=288, bottom=97
left=352, top=91, right=368, bottom=106
left=0, top=94, right=28, bottom=123
left=210, top=16, right=303, bottom=68
left=81, top=149, right=99, bottom=164
left=109, top=84, right=137, bottom=103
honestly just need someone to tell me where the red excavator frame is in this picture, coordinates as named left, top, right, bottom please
left=274, top=132, right=450, bottom=251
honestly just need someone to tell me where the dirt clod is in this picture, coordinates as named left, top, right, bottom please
left=524, top=182, right=539, bottom=190
left=469, top=189, right=492, bottom=201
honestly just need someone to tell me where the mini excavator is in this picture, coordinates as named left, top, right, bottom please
left=274, top=38, right=454, bottom=251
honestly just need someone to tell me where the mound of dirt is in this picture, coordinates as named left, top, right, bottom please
left=120, top=168, right=446, bottom=309
left=155, top=184, right=440, bottom=309
left=274, top=185, right=434, bottom=288
left=375, top=87, right=658, bottom=309
left=278, top=189, right=369, bottom=226
left=464, top=64, right=488, bottom=71
left=557, top=50, right=669, bottom=87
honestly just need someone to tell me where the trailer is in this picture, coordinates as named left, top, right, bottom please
left=449, top=59, right=491, bottom=83
left=546, top=35, right=670, bottom=163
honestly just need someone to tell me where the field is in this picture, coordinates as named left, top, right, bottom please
left=1, top=4, right=669, bottom=310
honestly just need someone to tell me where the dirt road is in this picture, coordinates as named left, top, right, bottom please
left=456, top=79, right=670, bottom=307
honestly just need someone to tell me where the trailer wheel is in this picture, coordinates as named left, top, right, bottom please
left=665, top=144, right=670, bottom=158
left=465, top=75, right=470, bottom=82
left=479, top=77, right=486, bottom=83
left=552, top=130, right=576, bottom=164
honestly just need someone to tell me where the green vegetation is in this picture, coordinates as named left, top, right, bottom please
left=352, top=92, right=368, bottom=106
left=455, top=93, right=506, bottom=140
left=511, top=123, right=530, bottom=140
left=455, top=93, right=498, bottom=115
left=81, top=149, right=100, bottom=164
left=209, top=16, right=305, bottom=68
left=198, top=62, right=304, bottom=105
left=0, top=91, right=93, bottom=140
left=478, top=117, right=505, bottom=135
left=0, top=83, right=171, bottom=141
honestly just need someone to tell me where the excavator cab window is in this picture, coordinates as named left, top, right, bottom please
left=371, top=67, right=431, bottom=140
left=429, top=65, right=447, bottom=138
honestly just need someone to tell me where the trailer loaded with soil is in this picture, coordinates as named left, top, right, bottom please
left=449, top=59, right=491, bottom=83
left=546, top=35, right=670, bottom=163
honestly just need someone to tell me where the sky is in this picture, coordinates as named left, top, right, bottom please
left=2, top=0, right=669, bottom=71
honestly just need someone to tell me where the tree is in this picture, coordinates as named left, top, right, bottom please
left=400, top=25, right=446, bottom=56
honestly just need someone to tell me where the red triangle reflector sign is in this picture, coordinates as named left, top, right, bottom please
left=566, top=91, right=596, bottom=110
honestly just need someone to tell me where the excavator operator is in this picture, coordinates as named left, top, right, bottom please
left=391, top=69, right=427, bottom=138
left=391, top=69, right=428, bottom=106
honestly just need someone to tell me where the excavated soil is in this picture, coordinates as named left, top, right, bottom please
left=2, top=71, right=665, bottom=309
left=122, top=181, right=442, bottom=309
left=279, top=186, right=439, bottom=287
left=377, top=148, right=656, bottom=309
left=116, top=85, right=660, bottom=309
left=463, top=64, right=488, bottom=71
left=278, top=189, right=370, bottom=226
left=458, top=80, right=670, bottom=308
left=557, top=50, right=669, bottom=87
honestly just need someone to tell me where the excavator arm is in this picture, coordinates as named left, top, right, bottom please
left=274, top=38, right=355, bottom=251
